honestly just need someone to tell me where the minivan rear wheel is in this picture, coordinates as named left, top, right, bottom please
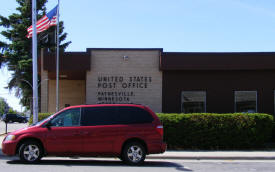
left=19, top=141, right=43, bottom=163
left=122, top=142, right=146, bottom=165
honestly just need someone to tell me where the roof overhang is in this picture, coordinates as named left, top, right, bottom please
left=161, top=52, right=275, bottom=71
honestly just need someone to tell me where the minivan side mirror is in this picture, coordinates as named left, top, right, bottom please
left=45, top=121, right=52, bottom=129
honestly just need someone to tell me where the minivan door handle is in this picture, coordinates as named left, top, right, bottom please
left=80, top=131, right=89, bottom=136
left=72, top=132, right=80, bottom=136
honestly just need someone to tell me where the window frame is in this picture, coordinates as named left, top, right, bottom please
left=234, top=90, right=258, bottom=113
left=181, top=90, right=207, bottom=113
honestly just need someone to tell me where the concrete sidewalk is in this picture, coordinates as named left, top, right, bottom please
left=147, top=151, right=275, bottom=160
left=1, top=134, right=275, bottom=160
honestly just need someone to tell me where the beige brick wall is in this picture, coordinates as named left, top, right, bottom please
left=40, top=49, right=48, bottom=113
left=40, top=71, right=48, bottom=113
left=48, top=80, right=86, bottom=112
left=86, top=50, right=162, bottom=112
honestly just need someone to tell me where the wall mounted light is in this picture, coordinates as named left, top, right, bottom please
left=123, top=55, right=129, bottom=61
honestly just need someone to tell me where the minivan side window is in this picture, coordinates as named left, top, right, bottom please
left=116, top=106, right=154, bottom=124
left=81, top=107, right=117, bottom=126
left=81, top=106, right=154, bottom=126
left=50, top=108, right=80, bottom=127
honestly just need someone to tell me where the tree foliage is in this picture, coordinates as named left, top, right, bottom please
left=0, top=97, right=18, bottom=116
left=0, top=97, right=9, bottom=115
left=0, top=0, right=71, bottom=110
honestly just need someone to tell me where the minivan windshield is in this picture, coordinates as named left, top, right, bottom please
left=32, top=114, right=54, bottom=126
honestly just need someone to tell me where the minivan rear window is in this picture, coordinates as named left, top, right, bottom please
left=81, top=106, right=154, bottom=126
left=116, top=106, right=154, bottom=124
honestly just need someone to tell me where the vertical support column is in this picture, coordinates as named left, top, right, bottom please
left=32, top=0, right=38, bottom=124
left=56, top=0, right=60, bottom=112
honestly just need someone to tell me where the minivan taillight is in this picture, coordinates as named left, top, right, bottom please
left=156, top=125, right=163, bottom=137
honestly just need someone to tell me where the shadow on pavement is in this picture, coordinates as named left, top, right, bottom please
left=6, top=159, right=192, bottom=171
left=0, top=150, right=18, bottom=161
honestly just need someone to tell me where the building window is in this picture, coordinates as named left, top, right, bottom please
left=274, top=90, right=275, bottom=115
left=181, top=91, right=206, bottom=113
left=235, top=91, right=257, bottom=113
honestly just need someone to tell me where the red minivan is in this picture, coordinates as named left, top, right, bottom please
left=2, top=104, right=166, bottom=165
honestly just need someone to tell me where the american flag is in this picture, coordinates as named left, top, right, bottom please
left=27, top=5, right=58, bottom=38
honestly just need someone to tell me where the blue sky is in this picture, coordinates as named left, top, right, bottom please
left=1, top=0, right=275, bottom=111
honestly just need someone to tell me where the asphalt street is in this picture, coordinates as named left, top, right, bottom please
left=0, top=156, right=275, bottom=172
left=0, top=121, right=28, bottom=135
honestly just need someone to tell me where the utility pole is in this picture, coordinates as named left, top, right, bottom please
left=32, top=0, right=38, bottom=124
left=56, top=0, right=60, bottom=112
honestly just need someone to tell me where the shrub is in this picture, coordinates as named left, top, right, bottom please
left=272, top=121, right=275, bottom=142
left=157, top=113, right=274, bottom=149
left=28, top=113, right=52, bottom=125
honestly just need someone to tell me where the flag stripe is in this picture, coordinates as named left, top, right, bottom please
left=27, top=16, right=48, bottom=31
left=26, top=6, right=58, bottom=38
left=28, top=16, right=56, bottom=31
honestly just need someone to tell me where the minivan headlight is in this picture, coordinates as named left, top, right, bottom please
left=5, top=135, right=15, bottom=141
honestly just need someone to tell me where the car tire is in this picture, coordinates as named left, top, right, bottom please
left=19, top=141, right=43, bottom=163
left=122, top=142, right=146, bottom=165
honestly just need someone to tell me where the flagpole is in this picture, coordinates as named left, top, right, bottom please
left=56, top=0, right=60, bottom=112
left=32, top=0, right=39, bottom=124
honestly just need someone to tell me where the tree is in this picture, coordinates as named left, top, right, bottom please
left=8, top=108, right=18, bottom=114
left=0, top=97, right=9, bottom=115
left=0, top=0, right=71, bottom=111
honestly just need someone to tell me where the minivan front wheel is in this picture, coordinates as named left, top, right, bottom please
left=122, top=142, right=146, bottom=165
left=19, top=141, right=43, bottom=163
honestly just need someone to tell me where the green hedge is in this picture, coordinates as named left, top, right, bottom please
left=157, top=113, right=274, bottom=149
left=28, top=113, right=52, bottom=125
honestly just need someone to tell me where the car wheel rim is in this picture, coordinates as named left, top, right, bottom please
left=127, top=145, right=143, bottom=163
left=23, top=145, right=40, bottom=161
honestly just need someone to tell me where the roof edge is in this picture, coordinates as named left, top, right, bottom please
left=163, top=52, right=275, bottom=54
left=87, top=48, right=163, bottom=51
